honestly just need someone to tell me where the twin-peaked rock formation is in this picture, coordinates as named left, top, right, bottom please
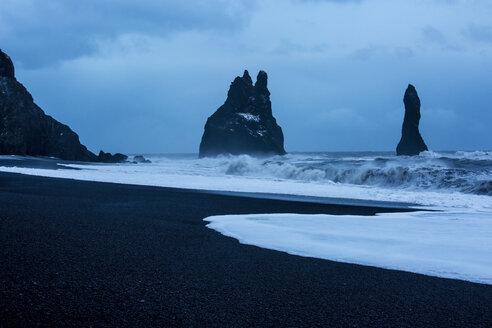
left=0, top=49, right=126, bottom=162
left=396, top=84, right=428, bottom=156
left=199, top=70, right=286, bottom=157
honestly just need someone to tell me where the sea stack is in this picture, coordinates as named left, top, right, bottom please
left=199, top=70, right=286, bottom=157
left=0, top=49, right=125, bottom=162
left=396, top=84, right=428, bottom=156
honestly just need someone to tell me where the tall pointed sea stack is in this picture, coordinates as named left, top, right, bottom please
left=0, top=49, right=126, bottom=162
left=199, top=70, right=286, bottom=157
left=396, top=84, right=428, bottom=156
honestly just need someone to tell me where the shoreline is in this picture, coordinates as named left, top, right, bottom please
left=0, top=155, right=429, bottom=210
left=1, top=172, right=491, bottom=327
left=0, top=171, right=415, bottom=215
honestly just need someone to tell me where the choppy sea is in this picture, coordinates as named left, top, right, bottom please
left=1, top=150, right=491, bottom=208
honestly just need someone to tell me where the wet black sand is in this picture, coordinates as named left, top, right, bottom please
left=0, top=172, right=491, bottom=327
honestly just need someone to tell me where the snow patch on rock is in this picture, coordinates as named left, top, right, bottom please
left=237, top=112, right=260, bottom=122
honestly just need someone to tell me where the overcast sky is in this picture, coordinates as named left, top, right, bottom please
left=1, top=0, right=491, bottom=153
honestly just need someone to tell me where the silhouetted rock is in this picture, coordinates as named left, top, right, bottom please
left=132, top=155, right=151, bottom=163
left=0, top=50, right=98, bottom=161
left=199, top=70, right=286, bottom=157
left=0, top=49, right=15, bottom=78
left=97, top=151, right=128, bottom=163
left=396, top=84, right=428, bottom=156
left=0, top=49, right=130, bottom=162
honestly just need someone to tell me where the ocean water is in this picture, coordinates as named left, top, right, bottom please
left=193, top=150, right=492, bottom=196
left=1, top=150, right=491, bottom=283
left=1, top=150, right=491, bottom=209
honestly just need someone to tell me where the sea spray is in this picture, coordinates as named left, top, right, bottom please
left=220, top=151, right=492, bottom=195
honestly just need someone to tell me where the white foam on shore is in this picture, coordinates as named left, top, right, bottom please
left=204, top=211, right=492, bottom=284
left=0, top=163, right=490, bottom=211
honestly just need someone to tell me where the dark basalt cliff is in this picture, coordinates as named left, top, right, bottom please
left=199, top=70, right=286, bottom=157
left=396, top=84, right=428, bottom=156
left=0, top=49, right=125, bottom=162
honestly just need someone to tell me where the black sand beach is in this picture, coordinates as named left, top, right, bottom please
left=1, top=172, right=491, bottom=327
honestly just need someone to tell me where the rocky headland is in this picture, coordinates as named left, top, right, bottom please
left=0, top=49, right=126, bottom=162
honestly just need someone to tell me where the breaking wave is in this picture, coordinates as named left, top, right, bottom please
left=222, top=151, right=492, bottom=196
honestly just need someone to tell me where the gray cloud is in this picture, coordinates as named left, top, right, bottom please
left=463, top=24, right=492, bottom=44
left=421, top=26, right=466, bottom=53
left=349, top=46, right=413, bottom=61
left=2, top=0, right=492, bottom=153
left=422, top=26, right=447, bottom=45
left=0, top=0, right=256, bottom=68
left=271, top=40, right=330, bottom=55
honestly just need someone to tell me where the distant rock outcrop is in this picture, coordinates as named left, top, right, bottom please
left=97, top=151, right=128, bottom=163
left=132, top=155, right=151, bottom=163
left=199, top=70, right=286, bottom=157
left=396, top=84, right=428, bottom=156
left=0, top=49, right=126, bottom=163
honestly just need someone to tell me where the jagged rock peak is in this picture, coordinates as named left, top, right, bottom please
left=199, top=69, right=286, bottom=157
left=0, top=49, right=15, bottom=78
left=242, top=70, right=253, bottom=85
left=396, top=84, right=428, bottom=156
left=255, top=70, right=268, bottom=95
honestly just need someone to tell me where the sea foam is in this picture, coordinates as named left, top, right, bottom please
left=0, top=151, right=491, bottom=210
left=205, top=211, right=492, bottom=284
